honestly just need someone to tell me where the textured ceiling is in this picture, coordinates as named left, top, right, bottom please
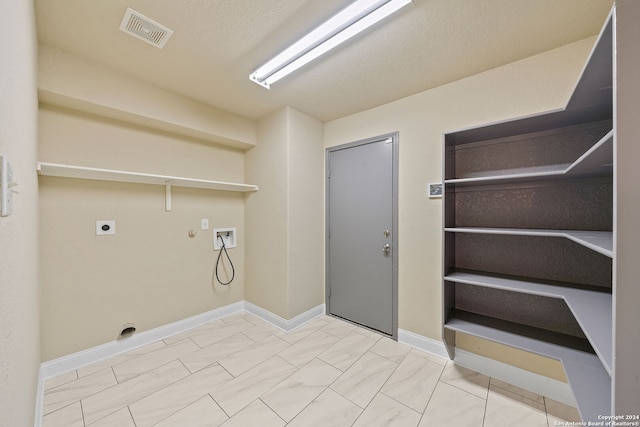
left=34, top=0, right=613, bottom=122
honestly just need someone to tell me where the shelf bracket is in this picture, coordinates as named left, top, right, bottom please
left=165, top=181, right=172, bottom=212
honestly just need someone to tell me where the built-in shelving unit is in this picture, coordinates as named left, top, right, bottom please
left=444, top=228, right=612, bottom=258
left=444, top=129, right=612, bottom=186
left=442, top=12, right=614, bottom=423
left=36, top=162, right=258, bottom=211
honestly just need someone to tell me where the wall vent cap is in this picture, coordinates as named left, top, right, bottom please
left=119, top=7, right=174, bottom=49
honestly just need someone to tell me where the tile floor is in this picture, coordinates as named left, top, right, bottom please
left=42, top=312, right=581, bottom=427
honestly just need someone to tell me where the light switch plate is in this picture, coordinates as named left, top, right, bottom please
left=1, top=154, right=13, bottom=217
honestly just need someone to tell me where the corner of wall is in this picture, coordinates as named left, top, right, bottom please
left=0, top=1, right=40, bottom=426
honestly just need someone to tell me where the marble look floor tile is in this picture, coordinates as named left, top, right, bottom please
left=545, top=397, right=581, bottom=424
left=287, top=388, right=362, bottom=427
left=381, top=349, right=444, bottom=413
left=320, top=319, right=357, bottom=338
left=88, top=407, right=136, bottom=427
left=369, top=337, right=412, bottom=363
left=111, top=339, right=199, bottom=382
left=350, top=326, right=384, bottom=341
left=77, top=341, right=168, bottom=378
left=129, top=363, right=233, bottom=427
left=418, top=351, right=449, bottom=367
left=483, top=384, right=548, bottom=427
left=277, top=330, right=340, bottom=367
left=221, top=400, right=285, bottom=427
left=81, top=360, right=190, bottom=425
left=490, top=378, right=545, bottom=404
left=318, top=332, right=378, bottom=371
left=317, top=315, right=337, bottom=323
left=77, top=355, right=137, bottom=379
left=242, top=321, right=282, bottom=342
left=220, top=312, right=256, bottom=325
left=44, top=367, right=117, bottom=415
left=44, top=370, right=78, bottom=391
left=418, top=381, right=486, bottom=427
left=439, top=362, right=490, bottom=399
left=238, top=312, right=267, bottom=326
left=211, top=355, right=297, bottom=417
left=189, top=318, right=254, bottom=348
left=163, top=321, right=223, bottom=346
left=153, top=395, right=229, bottom=427
left=261, top=358, right=342, bottom=422
left=218, top=334, right=291, bottom=377
left=125, top=340, right=169, bottom=356
left=42, top=401, right=84, bottom=427
left=353, top=393, right=421, bottom=427
left=330, top=352, right=398, bottom=408
left=275, top=318, right=331, bottom=344
left=180, top=333, right=255, bottom=373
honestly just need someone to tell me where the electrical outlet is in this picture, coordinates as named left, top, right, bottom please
left=201, top=218, right=209, bottom=230
left=213, top=227, right=237, bottom=250
left=96, top=220, right=116, bottom=235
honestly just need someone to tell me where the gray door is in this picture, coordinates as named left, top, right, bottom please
left=326, top=133, right=397, bottom=337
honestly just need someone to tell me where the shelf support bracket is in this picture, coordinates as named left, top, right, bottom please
left=165, top=181, right=172, bottom=212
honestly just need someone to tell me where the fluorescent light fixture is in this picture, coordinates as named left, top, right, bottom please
left=250, top=0, right=411, bottom=89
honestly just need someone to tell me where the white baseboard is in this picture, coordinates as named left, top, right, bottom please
left=35, top=301, right=245, bottom=427
left=35, top=301, right=325, bottom=426
left=398, top=328, right=451, bottom=359
left=244, top=302, right=325, bottom=332
left=39, top=301, right=245, bottom=380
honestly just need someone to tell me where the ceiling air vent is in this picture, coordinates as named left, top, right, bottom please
left=119, top=7, right=174, bottom=49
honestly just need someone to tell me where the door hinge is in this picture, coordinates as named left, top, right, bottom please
left=328, top=287, right=331, bottom=299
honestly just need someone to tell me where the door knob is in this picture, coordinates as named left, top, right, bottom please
left=383, top=243, right=390, bottom=253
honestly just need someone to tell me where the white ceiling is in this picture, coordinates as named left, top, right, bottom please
left=34, top=0, right=613, bottom=122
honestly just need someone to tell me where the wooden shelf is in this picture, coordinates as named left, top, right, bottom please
left=445, top=130, right=612, bottom=186
left=445, top=227, right=613, bottom=258
left=444, top=312, right=611, bottom=423
left=444, top=270, right=612, bottom=374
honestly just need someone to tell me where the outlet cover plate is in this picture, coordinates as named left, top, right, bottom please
left=96, top=220, right=116, bottom=235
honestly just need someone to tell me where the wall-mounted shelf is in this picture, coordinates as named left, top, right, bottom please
left=36, top=162, right=258, bottom=211
left=445, top=129, right=612, bottom=186
left=445, top=227, right=613, bottom=258
left=444, top=270, right=612, bottom=374
left=444, top=313, right=611, bottom=422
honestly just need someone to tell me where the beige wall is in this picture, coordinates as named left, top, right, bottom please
left=0, top=1, right=40, bottom=426
left=39, top=106, right=247, bottom=361
left=324, top=37, right=598, bottom=378
left=38, top=45, right=257, bottom=150
left=287, top=109, right=325, bottom=317
left=245, top=108, right=290, bottom=317
left=245, top=107, right=324, bottom=319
